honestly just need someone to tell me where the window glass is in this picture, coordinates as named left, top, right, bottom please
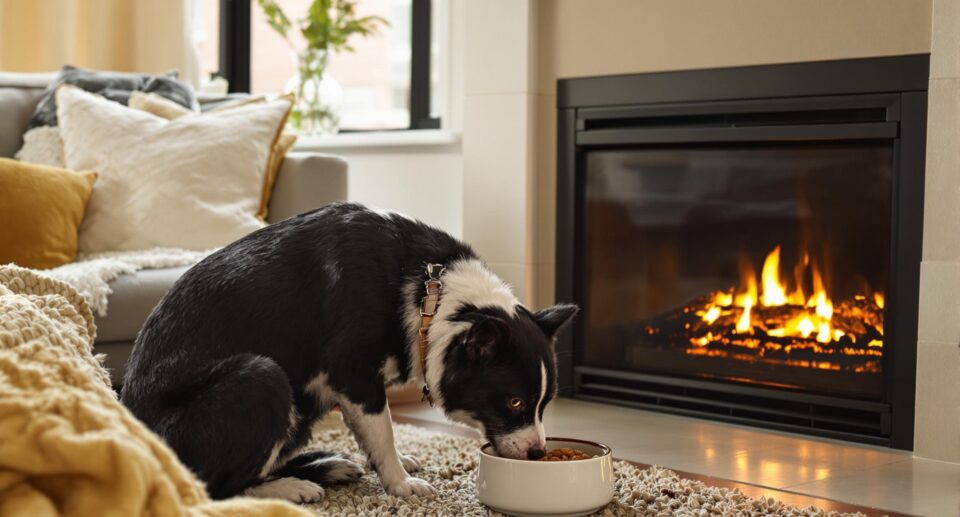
left=251, top=0, right=412, bottom=131
left=193, top=0, right=221, bottom=85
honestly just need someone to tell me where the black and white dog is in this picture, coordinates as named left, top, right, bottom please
left=121, top=203, right=577, bottom=502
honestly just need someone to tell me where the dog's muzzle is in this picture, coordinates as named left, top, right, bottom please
left=491, top=424, right=546, bottom=460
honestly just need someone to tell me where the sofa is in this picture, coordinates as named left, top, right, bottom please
left=0, top=72, right=348, bottom=385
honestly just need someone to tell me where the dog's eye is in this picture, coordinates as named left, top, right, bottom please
left=508, top=397, right=525, bottom=410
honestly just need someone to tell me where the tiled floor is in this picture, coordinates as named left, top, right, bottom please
left=394, top=398, right=960, bottom=516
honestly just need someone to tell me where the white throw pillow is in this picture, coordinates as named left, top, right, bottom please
left=15, top=126, right=65, bottom=168
left=57, top=86, right=290, bottom=252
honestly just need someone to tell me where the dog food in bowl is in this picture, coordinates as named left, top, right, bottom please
left=540, top=447, right=593, bottom=461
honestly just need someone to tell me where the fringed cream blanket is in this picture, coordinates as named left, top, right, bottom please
left=39, top=247, right=212, bottom=317
left=0, top=265, right=310, bottom=517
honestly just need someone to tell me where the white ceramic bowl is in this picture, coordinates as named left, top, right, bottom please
left=477, top=438, right=615, bottom=517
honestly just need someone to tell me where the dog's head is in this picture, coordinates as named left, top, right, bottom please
left=437, top=303, right=578, bottom=460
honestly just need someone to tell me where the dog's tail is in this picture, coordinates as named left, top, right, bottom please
left=271, top=450, right=365, bottom=485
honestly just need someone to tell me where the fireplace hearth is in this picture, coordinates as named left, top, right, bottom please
left=555, top=55, right=928, bottom=448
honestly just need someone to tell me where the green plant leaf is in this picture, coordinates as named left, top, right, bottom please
left=256, top=0, right=293, bottom=45
left=301, top=0, right=332, bottom=49
left=284, top=0, right=389, bottom=53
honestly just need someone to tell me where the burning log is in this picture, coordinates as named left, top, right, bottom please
left=636, top=293, right=884, bottom=373
left=632, top=245, right=885, bottom=375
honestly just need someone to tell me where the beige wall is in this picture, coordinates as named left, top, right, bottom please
left=338, top=145, right=464, bottom=238
left=0, top=0, right=195, bottom=83
left=462, top=0, right=539, bottom=304
left=0, top=0, right=132, bottom=72
left=536, top=0, right=933, bottom=95
left=914, top=0, right=960, bottom=463
left=531, top=0, right=934, bottom=308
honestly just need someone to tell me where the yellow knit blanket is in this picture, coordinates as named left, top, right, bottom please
left=0, top=265, right=311, bottom=517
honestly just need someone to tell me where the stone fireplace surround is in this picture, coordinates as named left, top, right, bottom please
left=460, top=0, right=956, bottom=463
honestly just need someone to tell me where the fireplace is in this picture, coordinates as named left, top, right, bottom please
left=555, top=55, right=928, bottom=448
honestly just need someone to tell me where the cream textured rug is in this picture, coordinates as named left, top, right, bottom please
left=38, top=247, right=212, bottom=316
left=302, top=416, right=865, bottom=516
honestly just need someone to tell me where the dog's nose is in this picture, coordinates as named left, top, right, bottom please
left=527, top=447, right=546, bottom=460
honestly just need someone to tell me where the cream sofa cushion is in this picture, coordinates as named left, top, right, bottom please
left=57, top=85, right=290, bottom=252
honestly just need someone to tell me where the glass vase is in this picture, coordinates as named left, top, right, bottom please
left=284, top=48, right=344, bottom=136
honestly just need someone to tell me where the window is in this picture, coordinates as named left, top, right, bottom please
left=192, top=2, right=221, bottom=84
left=200, top=0, right=441, bottom=131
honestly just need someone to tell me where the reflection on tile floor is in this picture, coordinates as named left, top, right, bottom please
left=394, top=397, right=960, bottom=516
left=786, top=457, right=960, bottom=517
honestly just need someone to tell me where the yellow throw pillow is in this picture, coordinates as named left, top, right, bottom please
left=128, top=91, right=297, bottom=220
left=260, top=131, right=298, bottom=219
left=0, top=158, right=96, bottom=269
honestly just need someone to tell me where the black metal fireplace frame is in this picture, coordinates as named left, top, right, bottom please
left=555, top=55, right=928, bottom=449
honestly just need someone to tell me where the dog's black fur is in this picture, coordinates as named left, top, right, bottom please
left=121, top=203, right=576, bottom=499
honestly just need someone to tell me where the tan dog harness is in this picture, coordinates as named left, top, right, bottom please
left=419, top=263, right=445, bottom=406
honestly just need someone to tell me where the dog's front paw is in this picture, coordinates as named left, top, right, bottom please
left=244, top=477, right=325, bottom=503
left=400, top=454, right=422, bottom=473
left=385, top=476, right=437, bottom=497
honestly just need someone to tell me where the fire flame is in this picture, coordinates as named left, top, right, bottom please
left=676, top=244, right=885, bottom=375
left=735, top=275, right=757, bottom=333
left=761, top=246, right=787, bottom=306
left=699, top=245, right=880, bottom=347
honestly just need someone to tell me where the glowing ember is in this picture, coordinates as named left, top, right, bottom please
left=702, top=306, right=721, bottom=325
left=642, top=245, right=885, bottom=374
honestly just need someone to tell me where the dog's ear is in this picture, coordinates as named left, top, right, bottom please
left=532, top=304, right=579, bottom=338
left=464, top=316, right=508, bottom=360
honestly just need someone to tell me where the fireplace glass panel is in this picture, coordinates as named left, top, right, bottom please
left=582, top=142, right=892, bottom=399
